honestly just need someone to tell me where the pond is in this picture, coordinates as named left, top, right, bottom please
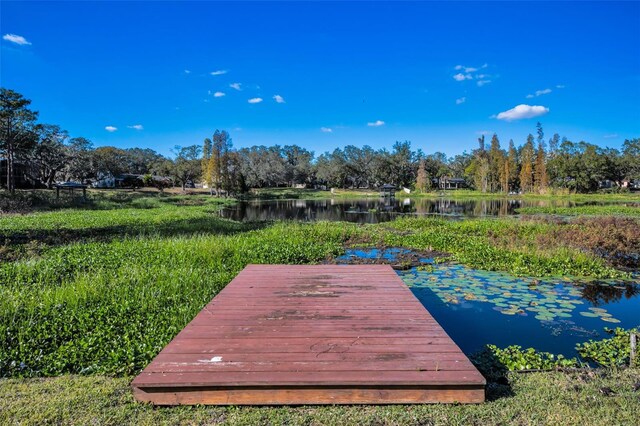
left=336, top=248, right=640, bottom=358
left=219, top=197, right=609, bottom=223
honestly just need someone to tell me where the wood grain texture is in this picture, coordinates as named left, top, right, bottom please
left=131, top=264, right=486, bottom=405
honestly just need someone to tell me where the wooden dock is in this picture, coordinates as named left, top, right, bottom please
left=132, top=265, right=485, bottom=405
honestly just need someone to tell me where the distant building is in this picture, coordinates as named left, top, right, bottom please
left=432, top=176, right=466, bottom=190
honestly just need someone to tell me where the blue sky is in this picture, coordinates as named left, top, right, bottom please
left=2, top=1, right=639, bottom=157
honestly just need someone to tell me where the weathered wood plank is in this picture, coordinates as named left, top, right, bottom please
left=131, top=265, right=486, bottom=405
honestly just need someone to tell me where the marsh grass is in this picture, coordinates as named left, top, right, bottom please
left=517, top=204, right=640, bottom=217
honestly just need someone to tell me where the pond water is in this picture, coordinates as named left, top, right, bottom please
left=219, top=197, right=608, bottom=223
left=336, top=248, right=640, bottom=357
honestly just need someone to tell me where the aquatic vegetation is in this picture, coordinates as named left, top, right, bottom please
left=576, top=327, right=639, bottom=368
left=517, top=204, right=640, bottom=217
left=471, top=344, right=580, bottom=380
left=399, top=264, right=625, bottom=324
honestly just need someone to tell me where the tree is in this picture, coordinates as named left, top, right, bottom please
left=173, top=145, right=202, bottom=191
left=470, top=135, right=489, bottom=192
left=533, top=123, right=548, bottom=193
left=488, top=133, right=505, bottom=192
left=415, top=159, right=431, bottom=192
left=622, top=138, right=640, bottom=182
left=202, top=138, right=213, bottom=193
left=29, top=124, right=70, bottom=188
left=519, top=135, right=535, bottom=193
left=501, top=140, right=518, bottom=193
left=209, top=130, right=233, bottom=196
left=64, top=137, right=94, bottom=182
left=283, top=145, right=313, bottom=187
left=0, top=88, right=38, bottom=193
left=389, top=141, right=415, bottom=187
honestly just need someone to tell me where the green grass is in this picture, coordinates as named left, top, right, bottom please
left=383, top=216, right=630, bottom=278
left=1, top=213, right=632, bottom=377
left=2, top=369, right=639, bottom=425
left=517, top=205, right=640, bottom=217
left=1, top=192, right=639, bottom=423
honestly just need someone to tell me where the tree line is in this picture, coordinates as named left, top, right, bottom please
left=2, top=88, right=639, bottom=195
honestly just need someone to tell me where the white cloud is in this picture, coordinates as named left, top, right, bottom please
left=526, top=88, right=552, bottom=98
left=105, top=126, right=118, bottom=132
left=453, top=73, right=473, bottom=81
left=320, top=127, right=333, bottom=133
left=127, top=124, right=143, bottom=130
left=184, top=69, right=191, bottom=74
left=453, top=64, right=494, bottom=86
left=210, top=70, right=228, bottom=76
left=456, top=97, right=466, bottom=104
left=367, top=120, right=385, bottom=127
left=604, top=134, right=618, bottom=139
left=229, top=82, right=242, bottom=90
left=476, top=130, right=492, bottom=136
left=556, top=84, right=565, bottom=89
left=248, top=97, right=263, bottom=104
left=495, top=104, right=549, bottom=121
left=454, top=65, right=477, bottom=73
left=273, top=94, right=285, bottom=103
left=3, top=34, right=31, bottom=45
left=213, top=91, right=225, bottom=98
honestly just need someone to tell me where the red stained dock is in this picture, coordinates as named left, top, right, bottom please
left=132, top=265, right=485, bottom=405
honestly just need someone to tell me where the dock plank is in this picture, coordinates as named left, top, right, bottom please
left=131, top=264, right=485, bottom=405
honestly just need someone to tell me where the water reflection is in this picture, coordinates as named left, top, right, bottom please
left=220, top=197, right=587, bottom=223
left=336, top=247, right=640, bottom=356
left=581, top=282, right=640, bottom=306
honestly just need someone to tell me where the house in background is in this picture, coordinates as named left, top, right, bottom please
left=432, top=176, right=466, bottom=190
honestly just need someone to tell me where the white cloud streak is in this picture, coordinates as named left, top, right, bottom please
left=3, top=34, right=31, bottom=45
left=105, top=126, right=118, bottom=132
left=367, top=120, right=385, bottom=127
left=127, top=124, right=144, bottom=130
left=210, top=70, right=228, bottom=76
left=320, top=127, right=333, bottom=133
left=476, top=80, right=491, bottom=87
left=604, top=134, right=618, bottom=139
left=454, top=65, right=477, bottom=73
left=495, top=104, right=549, bottom=121
left=248, top=97, right=263, bottom=104
left=184, top=69, right=191, bottom=74
left=229, top=83, right=242, bottom=90
left=456, top=97, right=466, bottom=105
left=273, top=94, right=285, bottom=103
left=527, top=88, right=552, bottom=98
left=453, top=73, right=473, bottom=81
left=213, top=91, right=225, bottom=97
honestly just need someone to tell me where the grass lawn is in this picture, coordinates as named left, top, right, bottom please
left=2, top=369, right=639, bottom=425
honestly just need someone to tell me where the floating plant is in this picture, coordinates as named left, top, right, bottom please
left=397, top=261, right=623, bottom=324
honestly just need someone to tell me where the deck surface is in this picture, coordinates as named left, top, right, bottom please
left=132, top=265, right=485, bottom=405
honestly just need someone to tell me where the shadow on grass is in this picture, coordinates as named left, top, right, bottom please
left=469, top=347, right=515, bottom=401
left=0, top=216, right=269, bottom=259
